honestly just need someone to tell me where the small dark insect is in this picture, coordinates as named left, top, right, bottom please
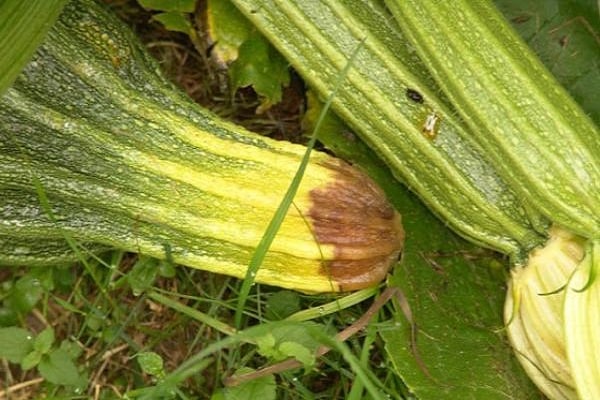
left=406, top=88, right=424, bottom=103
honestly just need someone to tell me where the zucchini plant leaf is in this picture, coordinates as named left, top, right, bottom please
left=151, top=11, right=192, bottom=34
left=0, top=0, right=68, bottom=95
left=495, top=0, right=600, bottom=123
left=206, top=0, right=290, bottom=111
left=309, top=96, right=540, bottom=398
left=380, top=226, right=538, bottom=399
left=137, top=0, right=195, bottom=13
left=228, top=35, right=290, bottom=112
left=206, top=0, right=254, bottom=63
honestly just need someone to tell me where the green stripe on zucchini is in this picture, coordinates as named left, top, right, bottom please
left=385, top=0, right=600, bottom=238
left=0, top=0, right=404, bottom=292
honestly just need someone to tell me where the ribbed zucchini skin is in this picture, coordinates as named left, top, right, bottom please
left=231, top=0, right=547, bottom=259
left=0, top=0, right=404, bottom=292
left=0, top=234, right=109, bottom=266
left=386, top=0, right=600, bottom=238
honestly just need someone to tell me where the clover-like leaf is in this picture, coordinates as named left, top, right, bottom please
left=33, top=327, right=55, bottom=355
left=0, top=327, right=34, bottom=363
left=38, top=348, right=82, bottom=386
left=137, top=351, right=165, bottom=378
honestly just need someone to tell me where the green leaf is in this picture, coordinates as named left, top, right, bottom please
left=38, top=348, right=82, bottom=386
left=52, top=264, right=77, bottom=291
left=229, top=34, right=290, bottom=111
left=21, top=350, right=42, bottom=370
left=302, top=91, right=351, bottom=144
left=0, top=307, right=18, bottom=327
left=212, top=368, right=276, bottom=400
left=137, top=351, right=165, bottom=378
left=265, top=290, right=301, bottom=320
left=34, top=327, right=55, bottom=354
left=152, top=12, right=192, bottom=34
left=382, top=234, right=537, bottom=399
left=158, top=260, right=176, bottom=278
left=59, top=339, right=83, bottom=360
left=7, top=268, right=54, bottom=315
left=206, top=0, right=254, bottom=62
left=495, top=0, right=600, bottom=123
left=0, top=0, right=68, bottom=95
left=128, top=256, right=160, bottom=295
left=0, top=327, right=34, bottom=363
left=315, top=106, right=539, bottom=398
left=205, top=0, right=290, bottom=110
left=252, top=322, right=321, bottom=369
left=278, top=341, right=315, bottom=368
left=158, top=245, right=176, bottom=278
left=137, top=0, right=195, bottom=13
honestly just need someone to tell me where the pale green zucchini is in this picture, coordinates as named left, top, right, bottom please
left=385, top=0, right=600, bottom=238
left=231, top=0, right=547, bottom=259
left=0, top=0, right=404, bottom=292
left=380, top=2, right=600, bottom=397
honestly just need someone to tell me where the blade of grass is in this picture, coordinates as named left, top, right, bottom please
left=347, top=310, right=380, bottom=400
left=234, top=38, right=366, bottom=329
left=320, top=335, right=387, bottom=400
left=147, top=291, right=236, bottom=336
left=285, top=286, right=378, bottom=322
left=0, top=0, right=68, bottom=95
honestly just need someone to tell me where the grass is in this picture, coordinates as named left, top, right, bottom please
left=0, top=1, right=408, bottom=399
left=1, top=260, right=405, bottom=399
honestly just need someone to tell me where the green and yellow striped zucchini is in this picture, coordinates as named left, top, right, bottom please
left=0, top=0, right=405, bottom=293
left=385, top=0, right=600, bottom=238
left=231, top=0, right=547, bottom=260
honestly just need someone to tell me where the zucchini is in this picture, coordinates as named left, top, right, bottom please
left=0, top=0, right=405, bottom=293
left=382, top=2, right=600, bottom=398
left=230, top=0, right=547, bottom=259
left=385, top=0, right=600, bottom=238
